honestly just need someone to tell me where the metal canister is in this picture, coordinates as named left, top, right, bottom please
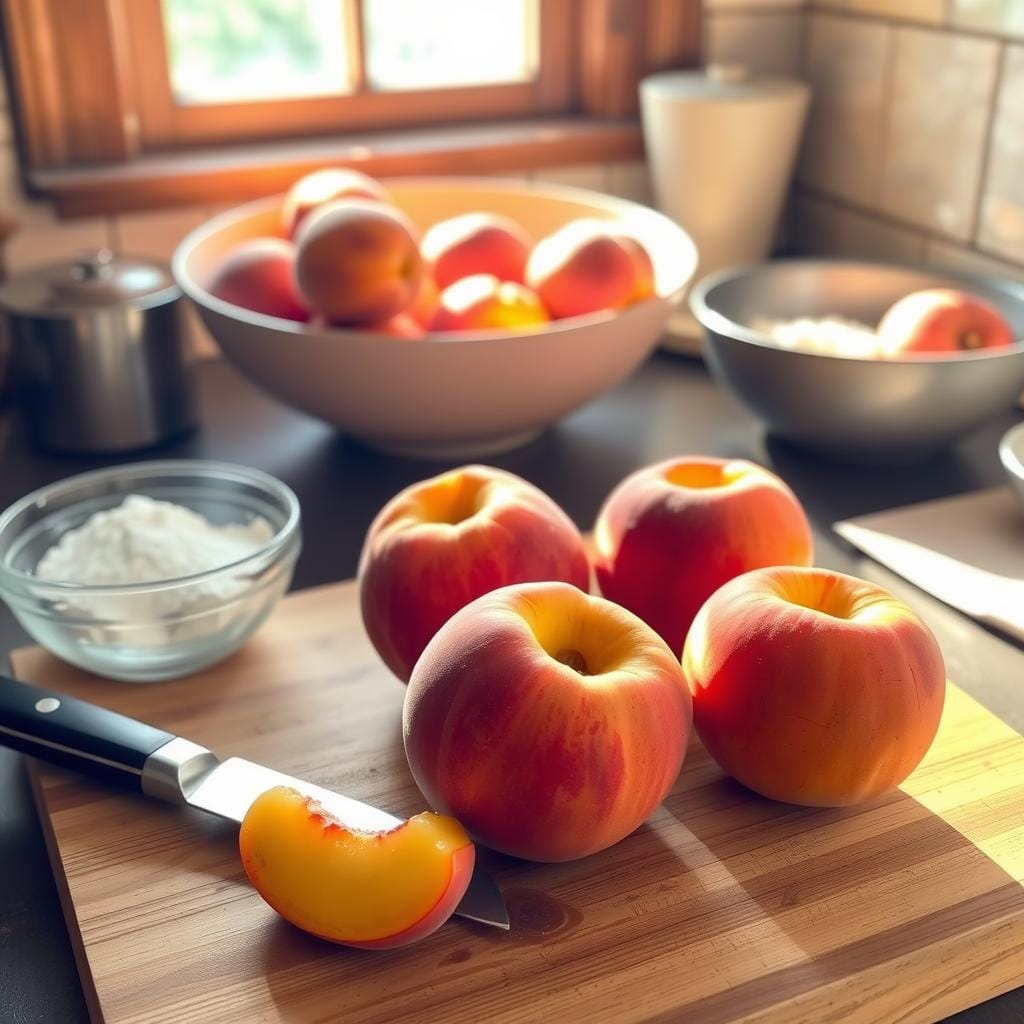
left=0, top=249, right=197, bottom=452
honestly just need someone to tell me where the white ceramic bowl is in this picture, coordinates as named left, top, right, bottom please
left=174, top=177, right=697, bottom=458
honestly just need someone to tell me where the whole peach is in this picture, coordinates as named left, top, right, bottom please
left=405, top=581, right=691, bottom=861
left=878, top=288, right=1014, bottom=355
left=208, top=238, right=309, bottom=322
left=408, top=275, right=440, bottom=328
left=422, top=212, right=532, bottom=289
left=593, top=456, right=813, bottom=656
left=683, top=566, right=946, bottom=805
left=295, top=199, right=422, bottom=324
left=359, top=465, right=589, bottom=682
left=526, top=219, right=641, bottom=319
left=430, top=274, right=550, bottom=332
left=281, top=167, right=391, bottom=239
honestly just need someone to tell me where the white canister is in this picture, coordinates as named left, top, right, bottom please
left=641, top=65, right=809, bottom=349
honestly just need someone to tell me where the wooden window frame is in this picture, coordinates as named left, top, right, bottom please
left=0, top=0, right=701, bottom=217
left=126, top=0, right=575, bottom=149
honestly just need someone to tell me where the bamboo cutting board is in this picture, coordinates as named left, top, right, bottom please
left=13, top=580, right=1024, bottom=1024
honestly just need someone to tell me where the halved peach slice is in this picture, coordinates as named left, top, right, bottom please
left=239, top=786, right=475, bottom=948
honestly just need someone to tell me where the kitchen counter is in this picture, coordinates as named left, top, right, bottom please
left=1, top=353, right=1022, bottom=1024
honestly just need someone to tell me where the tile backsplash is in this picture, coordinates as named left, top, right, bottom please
left=703, top=0, right=1024, bottom=283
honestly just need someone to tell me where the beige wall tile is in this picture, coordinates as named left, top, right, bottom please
left=6, top=219, right=113, bottom=273
left=797, top=13, right=891, bottom=205
left=925, top=238, right=1024, bottom=283
left=115, top=206, right=211, bottom=265
left=815, top=0, right=944, bottom=23
left=978, top=44, right=1024, bottom=261
left=704, top=11, right=804, bottom=77
left=879, top=27, right=998, bottom=240
left=792, top=193, right=926, bottom=261
left=949, top=0, right=1024, bottom=38
left=530, top=165, right=609, bottom=191
left=605, top=161, right=654, bottom=206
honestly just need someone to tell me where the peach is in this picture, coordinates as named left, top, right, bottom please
left=408, top=275, right=440, bottom=328
left=359, top=465, right=589, bottom=682
left=614, top=232, right=656, bottom=304
left=281, top=167, right=391, bottom=239
left=430, top=274, right=549, bottom=332
left=878, top=288, right=1014, bottom=355
left=593, top=457, right=814, bottom=656
left=526, top=219, right=642, bottom=319
left=422, top=212, right=532, bottom=289
left=364, top=313, right=426, bottom=339
left=295, top=199, right=423, bottom=324
left=683, top=567, right=946, bottom=805
left=239, top=786, right=474, bottom=948
left=208, top=238, right=309, bottom=322
left=405, top=581, right=691, bottom=862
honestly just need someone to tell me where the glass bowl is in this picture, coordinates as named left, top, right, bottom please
left=0, top=461, right=301, bottom=682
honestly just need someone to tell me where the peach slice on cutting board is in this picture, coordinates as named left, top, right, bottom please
left=239, top=786, right=475, bottom=948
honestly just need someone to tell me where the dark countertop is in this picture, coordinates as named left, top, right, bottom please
left=1, top=354, right=1022, bottom=1024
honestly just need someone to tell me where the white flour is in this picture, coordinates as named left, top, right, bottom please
left=751, top=315, right=882, bottom=358
left=37, top=494, right=274, bottom=633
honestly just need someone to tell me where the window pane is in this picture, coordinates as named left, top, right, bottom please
left=364, top=0, right=536, bottom=91
left=162, top=0, right=352, bottom=105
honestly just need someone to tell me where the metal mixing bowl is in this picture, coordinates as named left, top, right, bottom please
left=690, top=260, right=1024, bottom=462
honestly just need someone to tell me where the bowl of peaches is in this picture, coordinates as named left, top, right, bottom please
left=691, top=259, right=1024, bottom=463
left=174, top=168, right=697, bottom=458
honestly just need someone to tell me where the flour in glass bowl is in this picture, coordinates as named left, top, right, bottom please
left=36, top=494, right=274, bottom=632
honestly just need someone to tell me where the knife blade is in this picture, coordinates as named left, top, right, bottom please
left=0, top=674, right=509, bottom=931
left=834, top=520, right=1024, bottom=644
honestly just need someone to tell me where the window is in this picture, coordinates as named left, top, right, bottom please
left=125, top=0, right=571, bottom=148
left=1, top=0, right=700, bottom=216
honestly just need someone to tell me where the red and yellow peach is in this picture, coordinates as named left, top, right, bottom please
left=404, top=581, right=692, bottom=861
left=359, top=465, right=589, bottom=682
left=422, top=212, right=532, bottom=289
left=208, top=238, right=309, bottom=322
left=295, top=199, right=422, bottom=324
left=683, top=566, right=946, bottom=805
left=593, top=457, right=814, bottom=656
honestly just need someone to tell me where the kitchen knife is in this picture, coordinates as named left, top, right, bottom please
left=834, top=521, right=1024, bottom=644
left=0, top=675, right=509, bottom=931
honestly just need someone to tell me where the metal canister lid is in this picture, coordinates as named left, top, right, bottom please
left=0, top=249, right=180, bottom=317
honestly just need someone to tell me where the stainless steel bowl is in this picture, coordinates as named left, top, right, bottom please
left=1000, top=422, right=1024, bottom=509
left=690, top=260, right=1024, bottom=462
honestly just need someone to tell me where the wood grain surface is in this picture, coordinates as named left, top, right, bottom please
left=14, top=580, right=1024, bottom=1024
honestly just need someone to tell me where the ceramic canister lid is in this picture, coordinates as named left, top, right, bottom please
left=640, top=64, right=808, bottom=104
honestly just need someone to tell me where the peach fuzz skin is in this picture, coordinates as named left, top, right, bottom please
left=208, top=238, right=309, bottom=322
left=526, top=219, right=644, bottom=319
left=593, top=457, right=813, bottom=657
left=430, top=274, right=549, bottom=332
left=280, top=167, right=391, bottom=239
left=877, top=288, right=1014, bottom=355
left=295, top=199, right=422, bottom=324
left=422, top=212, right=532, bottom=290
left=683, top=567, right=946, bottom=806
left=239, top=786, right=474, bottom=949
left=405, top=582, right=692, bottom=862
left=359, top=465, right=589, bottom=682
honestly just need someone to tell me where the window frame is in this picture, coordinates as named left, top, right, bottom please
left=125, top=0, right=575, bottom=150
left=0, top=0, right=701, bottom=217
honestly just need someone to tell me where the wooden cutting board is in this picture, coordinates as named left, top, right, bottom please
left=13, top=580, right=1024, bottom=1024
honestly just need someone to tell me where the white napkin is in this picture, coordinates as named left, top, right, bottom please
left=834, top=488, right=1024, bottom=643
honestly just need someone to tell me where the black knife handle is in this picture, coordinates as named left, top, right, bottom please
left=0, top=675, right=175, bottom=791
